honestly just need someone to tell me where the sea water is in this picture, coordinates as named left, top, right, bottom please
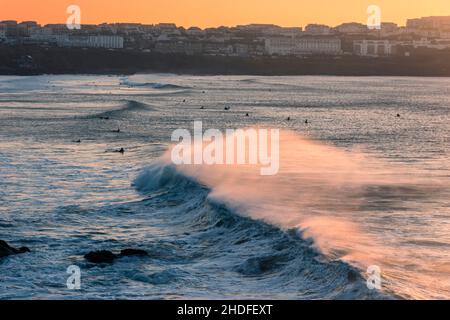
left=0, top=74, right=448, bottom=299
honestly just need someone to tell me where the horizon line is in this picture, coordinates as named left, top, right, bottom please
left=2, top=19, right=414, bottom=29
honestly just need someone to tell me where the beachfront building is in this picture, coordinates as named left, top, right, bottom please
left=265, top=37, right=341, bottom=55
left=407, top=16, right=450, bottom=31
left=17, top=21, right=40, bottom=36
left=235, top=24, right=302, bottom=37
left=87, top=35, right=124, bottom=49
left=297, top=38, right=341, bottom=54
left=335, top=22, right=368, bottom=34
left=304, top=24, right=333, bottom=35
left=186, top=27, right=204, bottom=37
left=0, top=25, right=6, bottom=41
left=264, top=37, right=297, bottom=55
left=0, top=20, right=18, bottom=37
left=353, top=40, right=397, bottom=56
left=275, top=27, right=303, bottom=37
left=55, top=35, right=124, bottom=49
left=155, top=39, right=203, bottom=55
left=407, top=38, right=450, bottom=50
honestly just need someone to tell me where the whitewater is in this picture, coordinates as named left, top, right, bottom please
left=0, top=74, right=449, bottom=299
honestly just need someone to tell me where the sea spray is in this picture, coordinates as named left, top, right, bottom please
left=138, top=129, right=446, bottom=298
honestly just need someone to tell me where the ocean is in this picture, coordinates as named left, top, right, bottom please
left=0, top=74, right=448, bottom=299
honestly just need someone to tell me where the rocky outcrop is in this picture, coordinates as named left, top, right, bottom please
left=0, top=240, right=30, bottom=259
left=120, top=249, right=148, bottom=257
left=84, top=250, right=118, bottom=264
left=84, top=248, right=148, bottom=264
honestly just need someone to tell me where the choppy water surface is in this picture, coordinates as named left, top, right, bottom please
left=0, top=74, right=449, bottom=299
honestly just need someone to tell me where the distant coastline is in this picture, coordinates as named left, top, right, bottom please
left=2, top=45, right=450, bottom=77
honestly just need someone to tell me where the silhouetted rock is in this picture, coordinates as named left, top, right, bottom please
left=112, top=148, right=125, bottom=154
left=0, top=240, right=30, bottom=258
left=84, top=250, right=118, bottom=264
left=120, top=249, right=148, bottom=257
left=84, top=248, right=148, bottom=264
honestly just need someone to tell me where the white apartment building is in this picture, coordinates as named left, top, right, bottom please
left=411, top=38, right=450, bottom=50
left=265, top=37, right=297, bottom=55
left=353, top=40, right=396, bottom=56
left=265, top=37, right=341, bottom=55
left=57, top=35, right=124, bottom=49
left=297, top=38, right=341, bottom=54
left=87, top=35, right=124, bottom=49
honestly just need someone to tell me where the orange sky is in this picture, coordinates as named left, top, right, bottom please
left=1, top=0, right=450, bottom=28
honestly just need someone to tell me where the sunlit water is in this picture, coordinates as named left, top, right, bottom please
left=0, top=74, right=448, bottom=299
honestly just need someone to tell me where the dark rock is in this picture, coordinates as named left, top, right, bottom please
left=236, top=255, right=287, bottom=276
left=113, top=148, right=125, bottom=154
left=120, top=249, right=148, bottom=257
left=84, top=250, right=118, bottom=264
left=18, top=247, right=31, bottom=253
left=0, top=240, right=31, bottom=258
left=84, top=248, right=148, bottom=264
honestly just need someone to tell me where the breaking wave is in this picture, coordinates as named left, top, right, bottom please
left=120, top=80, right=188, bottom=90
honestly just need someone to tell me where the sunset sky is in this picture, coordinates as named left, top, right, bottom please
left=1, top=0, right=450, bottom=28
